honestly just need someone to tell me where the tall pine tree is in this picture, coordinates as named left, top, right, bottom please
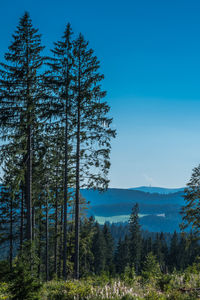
left=0, top=12, right=49, bottom=245
left=128, top=203, right=142, bottom=273
left=46, top=23, right=74, bottom=279
left=73, top=33, right=116, bottom=279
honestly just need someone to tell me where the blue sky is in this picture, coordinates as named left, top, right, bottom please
left=1, top=0, right=200, bottom=188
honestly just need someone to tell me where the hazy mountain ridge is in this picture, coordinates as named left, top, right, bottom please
left=129, top=186, right=185, bottom=194
left=80, top=188, right=185, bottom=207
left=80, top=188, right=185, bottom=232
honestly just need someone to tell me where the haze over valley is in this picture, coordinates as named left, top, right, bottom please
left=81, top=186, right=185, bottom=232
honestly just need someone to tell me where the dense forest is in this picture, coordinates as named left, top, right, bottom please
left=0, top=11, right=115, bottom=278
left=1, top=11, right=200, bottom=300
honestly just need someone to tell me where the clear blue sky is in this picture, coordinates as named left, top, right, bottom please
left=1, top=0, right=200, bottom=188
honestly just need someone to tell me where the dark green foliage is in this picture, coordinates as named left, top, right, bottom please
left=79, top=217, right=95, bottom=276
left=181, top=164, right=200, bottom=235
left=0, top=12, right=49, bottom=246
left=157, top=273, right=172, bottom=292
left=8, top=258, right=41, bottom=299
left=102, top=223, right=114, bottom=273
left=92, top=223, right=106, bottom=274
left=115, top=235, right=130, bottom=274
left=168, top=231, right=179, bottom=271
left=129, top=203, right=142, bottom=273
left=121, top=296, right=138, bottom=300
left=141, top=236, right=153, bottom=263
left=153, top=232, right=168, bottom=272
left=141, top=252, right=161, bottom=282
left=72, top=33, right=116, bottom=278
left=0, top=260, right=10, bottom=281
left=167, top=291, right=198, bottom=300
left=46, top=23, right=74, bottom=280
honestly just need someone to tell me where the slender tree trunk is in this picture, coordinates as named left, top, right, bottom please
left=26, top=127, right=32, bottom=242
left=20, top=187, right=24, bottom=251
left=74, top=81, right=81, bottom=279
left=63, top=92, right=69, bottom=279
left=58, top=204, right=63, bottom=278
left=32, top=133, right=35, bottom=242
left=32, top=203, right=35, bottom=241
left=38, top=201, right=42, bottom=279
left=9, top=195, right=13, bottom=269
left=25, top=34, right=32, bottom=243
left=54, top=183, right=58, bottom=275
left=45, top=192, right=49, bottom=281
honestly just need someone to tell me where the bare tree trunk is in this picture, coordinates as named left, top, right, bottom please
left=26, top=127, right=32, bottom=242
left=20, top=187, right=24, bottom=251
left=74, top=89, right=81, bottom=279
left=45, top=192, right=49, bottom=281
left=38, top=202, right=42, bottom=279
left=32, top=203, right=35, bottom=241
left=58, top=204, right=63, bottom=278
left=54, top=184, right=58, bottom=275
left=9, top=195, right=13, bottom=269
left=63, top=93, right=69, bottom=279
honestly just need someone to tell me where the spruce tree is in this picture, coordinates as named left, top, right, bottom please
left=177, top=235, right=187, bottom=270
left=103, top=223, right=114, bottom=273
left=128, top=203, right=142, bottom=273
left=46, top=23, right=74, bottom=279
left=152, top=232, right=167, bottom=272
left=0, top=12, right=48, bottom=244
left=0, top=152, right=22, bottom=268
left=73, top=33, right=116, bottom=279
left=91, top=222, right=106, bottom=274
left=169, top=231, right=179, bottom=271
left=115, top=235, right=130, bottom=274
left=79, top=217, right=95, bottom=276
left=142, top=252, right=161, bottom=281
left=181, top=164, right=200, bottom=236
left=141, top=236, right=153, bottom=262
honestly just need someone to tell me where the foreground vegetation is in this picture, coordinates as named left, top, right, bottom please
left=1, top=254, right=200, bottom=299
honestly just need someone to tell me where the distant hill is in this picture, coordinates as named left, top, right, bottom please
left=80, top=188, right=185, bottom=232
left=129, top=186, right=185, bottom=194
left=0, top=185, right=186, bottom=233
left=81, top=188, right=185, bottom=206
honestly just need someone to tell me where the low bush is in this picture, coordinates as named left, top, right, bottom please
left=141, top=252, right=161, bottom=284
left=156, top=274, right=172, bottom=292
left=167, top=290, right=198, bottom=300
left=0, top=282, right=10, bottom=299
left=144, top=290, right=166, bottom=300
left=8, top=260, right=41, bottom=300
left=42, top=280, right=91, bottom=300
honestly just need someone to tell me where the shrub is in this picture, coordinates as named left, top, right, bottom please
left=0, top=282, right=10, bottom=299
left=8, top=260, right=41, bottom=300
left=42, top=280, right=91, bottom=300
left=168, top=290, right=198, bottom=300
left=142, top=252, right=161, bottom=283
left=144, top=290, right=166, bottom=300
left=157, top=274, right=172, bottom=292
left=122, top=265, right=136, bottom=284
left=121, top=295, right=141, bottom=300
left=0, top=261, right=10, bottom=281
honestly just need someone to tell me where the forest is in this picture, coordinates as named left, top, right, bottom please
left=1, top=11, right=200, bottom=300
